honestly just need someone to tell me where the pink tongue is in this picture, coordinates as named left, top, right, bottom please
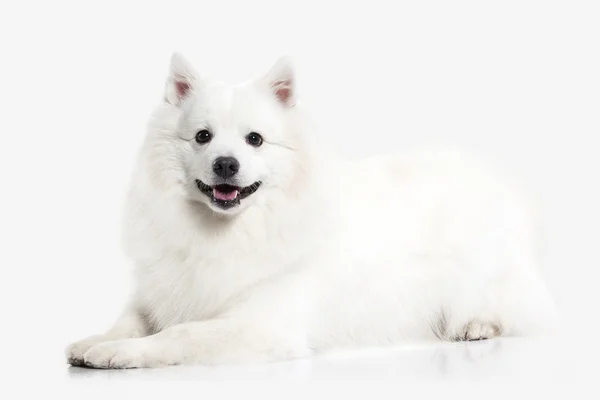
left=213, top=188, right=239, bottom=201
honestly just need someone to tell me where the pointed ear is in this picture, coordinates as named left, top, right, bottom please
left=262, top=56, right=296, bottom=107
left=164, top=53, right=198, bottom=106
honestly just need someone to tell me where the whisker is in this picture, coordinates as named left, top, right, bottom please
left=264, top=140, right=297, bottom=151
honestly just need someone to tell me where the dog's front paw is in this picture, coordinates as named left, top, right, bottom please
left=83, top=339, right=148, bottom=369
left=65, top=335, right=110, bottom=366
left=83, top=338, right=169, bottom=369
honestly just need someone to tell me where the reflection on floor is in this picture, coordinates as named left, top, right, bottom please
left=66, top=334, right=590, bottom=382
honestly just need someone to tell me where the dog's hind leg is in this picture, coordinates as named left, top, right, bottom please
left=440, top=265, right=556, bottom=342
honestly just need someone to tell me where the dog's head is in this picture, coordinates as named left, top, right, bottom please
left=154, top=53, right=305, bottom=216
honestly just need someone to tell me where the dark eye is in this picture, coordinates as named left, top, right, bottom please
left=246, top=132, right=263, bottom=147
left=195, top=130, right=212, bottom=144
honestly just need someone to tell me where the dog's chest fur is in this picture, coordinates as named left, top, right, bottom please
left=136, top=251, right=275, bottom=333
left=127, top=195, right=314, bottom=333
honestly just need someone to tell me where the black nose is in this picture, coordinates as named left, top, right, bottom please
left=212, top=156, right=240, bottom=179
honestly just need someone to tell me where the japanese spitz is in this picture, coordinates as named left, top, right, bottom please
left=66, top=54, right=556, bottom=368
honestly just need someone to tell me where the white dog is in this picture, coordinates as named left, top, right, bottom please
left=66, top=54, right=556, bottom=368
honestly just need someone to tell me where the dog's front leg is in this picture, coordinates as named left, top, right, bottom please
left=82, top=316, right=310, bottom=368
left=83, top=277, right=311, bottom=368
left=65, top=307, right=149, bottom=366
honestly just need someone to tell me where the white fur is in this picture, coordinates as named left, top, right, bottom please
left=66, top=54, right=556, bottom=368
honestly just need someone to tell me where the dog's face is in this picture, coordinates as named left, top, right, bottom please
left=162, top=54, right=300, bottom=216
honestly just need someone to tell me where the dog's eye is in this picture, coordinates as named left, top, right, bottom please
left=195, top=130, right=212, bottom=144
left=246, top=132, right=263, bottom=147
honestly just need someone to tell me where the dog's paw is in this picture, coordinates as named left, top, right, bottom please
left=83, top=338, right=160, bottom=369
left=457, top=321, right=501, bottom=341
left=65, top=335, right=110, bottom=366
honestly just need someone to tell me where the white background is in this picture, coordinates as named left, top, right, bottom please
left=1, top=0, right=599, bottom=397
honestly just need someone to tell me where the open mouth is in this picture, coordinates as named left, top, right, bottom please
left=195, top=179, right=262, bottom=210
